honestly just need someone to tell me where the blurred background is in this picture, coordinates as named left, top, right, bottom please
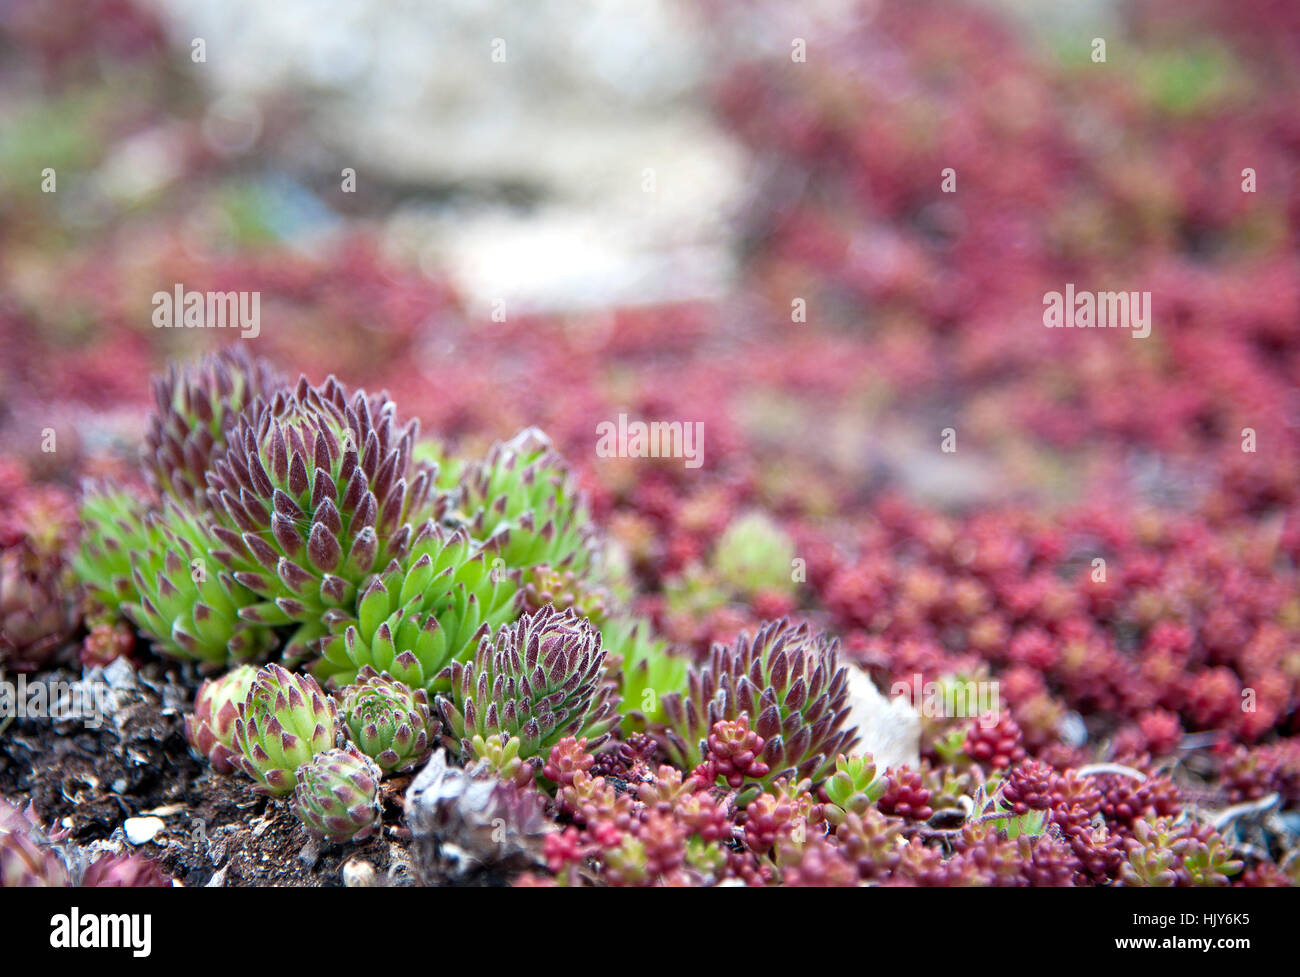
left=3, top=0, right=1295, bottom=483
left=3, top=0, right=1300, bottom=741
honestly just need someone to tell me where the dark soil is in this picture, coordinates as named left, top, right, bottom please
left=0, top=663, right=414, bottom=886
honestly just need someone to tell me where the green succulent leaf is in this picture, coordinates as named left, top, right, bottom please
left=601, top=616, right=688, bottom=732
left=312, top=524, right=519, bottom=691
left=124, top=499, right=275, bottom=666
left=459, top=428, right=594, bottom=574
left=72, top=484, right=152, bottom=612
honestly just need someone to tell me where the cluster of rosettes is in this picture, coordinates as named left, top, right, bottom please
left=11, top=0, right=1300, bottom=891
left=181, top=658, right=465, bottom=844
left=74, top=353, right=574, bottom=682
left=73, top=353, right=678, bottom=852
left=183, top=661, right=395, bottom=843
left=51, top=351, right=1296, bottom=886
left=180, top=603, right=634, bottom=845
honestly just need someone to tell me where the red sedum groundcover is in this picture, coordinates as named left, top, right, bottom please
left=0, top=0, right=1298, bottom=891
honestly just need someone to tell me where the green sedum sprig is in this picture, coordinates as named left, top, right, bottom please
left=822, top=753, right=886, bottom=825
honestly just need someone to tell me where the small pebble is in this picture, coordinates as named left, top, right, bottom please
left=343, top=859, right=377, bottom=887
left=298, top=838, right=320, bottom=866
left=124, top=816, right=165, bottom=845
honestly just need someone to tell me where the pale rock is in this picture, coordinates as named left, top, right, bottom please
left=123, top=816, right=165, bottom=846
left=342, top=859, right=378, bottom=887
left=843, top=666, right=920, bottom=772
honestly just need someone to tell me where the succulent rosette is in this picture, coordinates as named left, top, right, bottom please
left=186, top=664, right=259, bottom=773
left=80, top=853, right=172, bottom=887
left=712, top=512, right=798, bottom=599
left=338, top=667, right=436, bottom=773
left=601, top=616, right=688, bottom=731
left=0, top=539, right=78, bottom=673
left=659, top=619, right=859, bottom=786
left=312, top=524, right=518, bottom=691
left=205, top=376, right=438, bottom=648
left=292, top=744, right=383, bottom=844
left=125, top=499, right=275, bottom=665
left=437, top=605, right=620, bottom=763
left=459, top=428, right=594, bottom=573
left=521, top=563, right=610, bottom=622
left=72, top=484, right=152, bottom=612
left=0, top=800, right=69, bottom=887
left=144, top=349, right=285, bottom=508
left=232, top=664, right=341, bottom=796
